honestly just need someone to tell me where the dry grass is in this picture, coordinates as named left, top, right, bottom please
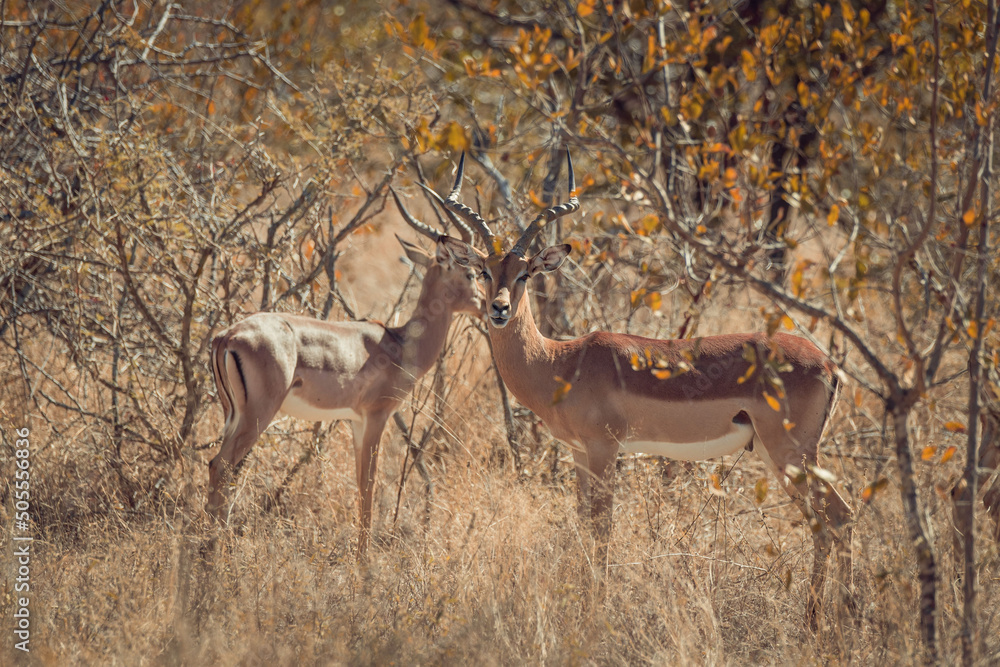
left=3, top=227, right=999, bottom=665
left=4, top=374, right=1000, bottom=666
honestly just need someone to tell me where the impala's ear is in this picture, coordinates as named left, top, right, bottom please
left=396, top=234, right=432, bottom=267
left=528, top=244, right=571, bottom=276
left=437, top=235, right=486, bottom=269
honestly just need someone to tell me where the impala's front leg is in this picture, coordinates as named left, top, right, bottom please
left=570, top=441, right=618, bottom=574
left=353, top=410, right=391, bottom=559
left=588, top=442, right=619, bottom=573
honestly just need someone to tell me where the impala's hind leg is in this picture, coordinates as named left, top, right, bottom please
left=207, top=344, right=287, bottom=521
left=752, top=415, right=853, bottom=629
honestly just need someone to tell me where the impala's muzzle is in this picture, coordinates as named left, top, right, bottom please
left=489, top=300, right=511, bottom=328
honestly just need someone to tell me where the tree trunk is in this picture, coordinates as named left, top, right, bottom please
left=892, top=405, right=938, bottom=663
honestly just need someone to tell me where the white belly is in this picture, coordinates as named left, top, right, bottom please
left=618, top=422, right=754, bottom=461
left=279, top=394, right=361, bottom=423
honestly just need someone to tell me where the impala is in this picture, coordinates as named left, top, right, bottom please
left=434, top=151, right=853, bottom=621
left=207, top=193, right=481, bottom=555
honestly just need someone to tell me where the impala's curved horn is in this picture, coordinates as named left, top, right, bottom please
left=511, top=149, right=580, bottom=257
left=414, top=182, right=475, bottom=243
left=439, top=152, right=498, bottom=255
left=390, top=187, right=443, bottom=241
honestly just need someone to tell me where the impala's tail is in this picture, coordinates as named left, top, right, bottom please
left=211, top=335, right=244, bottom=441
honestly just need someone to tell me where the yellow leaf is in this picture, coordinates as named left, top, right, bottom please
left=968, top=320, right=978, bottom=339
left=408, top=13, right=430, bottom=48
left=754, top=478, right=769, bottom=504
left=629, top=353, right=641, bottom=370
left=921, top=445, right=937, bottom=461
left=781, top=315, right=794, bottom=330
left=651, top=368, right=671, bottom=380
left=630, top=288, right=646, bottom=307
left=645, top=292, right=662, bottom=310
left=963, top=209, right=976, bottom=225
left=827, top=204, right=840, bottom=226
left=443, top=121, right=467, bottom=151
left=944, top=421, right=967, bottom=433
left=763, top=391, right=781, bottom=412
left=941, top=445, right=957, bottom=463
left=782, top=419, right=795, bottom=431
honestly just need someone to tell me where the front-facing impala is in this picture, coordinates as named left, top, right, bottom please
left=435, top=151, right=852, bottom=623
left=207, top=195, right=481, bottom=556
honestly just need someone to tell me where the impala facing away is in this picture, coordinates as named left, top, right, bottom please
left=433, top=151, right=853, bottom=622
left=208, top=195, right=481, bottom=555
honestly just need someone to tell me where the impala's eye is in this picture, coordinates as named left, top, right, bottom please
left=480, top=271, right=492, bottom=281
left=516, top=274, right=528, bottom=283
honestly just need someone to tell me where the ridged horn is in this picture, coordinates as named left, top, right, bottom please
left=390, top=187, right=443, bottom=241
left=439, top=152, right=498, bottom=255
left=511, top=149, right=579, bottom=257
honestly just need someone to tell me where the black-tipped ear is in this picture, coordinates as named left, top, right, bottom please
left=437, top=235, right=487, bottom=269
left=397, top=234, right=432, bottom=267
left=527, top=244, right=571, bottom=276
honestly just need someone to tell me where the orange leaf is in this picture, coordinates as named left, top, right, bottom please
left=763, top=391, right=781, bottom=412
left=709, top=473, right=726, bottom=496
left=827, top=204, right=840, bottom=226
left=921, top=446, right=937, bottom=461
left=651, top=368, right=671, bottom=380
left=944, top=421, right=967, bottom=434
left=963, top=209, right=976, bottom=225
left=941, top=445, right=957, bottom=463
left=861, top=477, right=889, bottom=503
left=551, top=376, right=572, bottom=405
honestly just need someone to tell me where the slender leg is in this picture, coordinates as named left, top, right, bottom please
left=207, top=416, right=279, bottom=521
left=207, top=349, right=286, bottom=521
left=570, top=445, right=592, bottom=528
left=753, top=419, right=853, bottom=629
left=353, top=410, right=391, bottom=559
left=587, top=443, right=619, bottom=573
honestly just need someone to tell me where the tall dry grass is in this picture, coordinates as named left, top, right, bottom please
left=4, top=325, right=999, bottom=665
left=3, top=225, right=998, bottom=665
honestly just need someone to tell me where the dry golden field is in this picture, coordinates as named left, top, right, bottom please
left=3, top=217, right=998, bottom=666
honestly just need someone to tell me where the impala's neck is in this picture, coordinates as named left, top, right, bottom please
left=391, top=279, right=455, bottom=378
left=489, top=292, right=554, bottom=400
